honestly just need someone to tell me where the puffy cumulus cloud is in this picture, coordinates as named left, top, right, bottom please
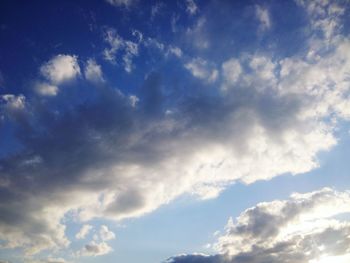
left=221, top=59, right=242, bottom=89
left=1, top=94, right=25, bottom=111
left=75, top=225, right=115, bottom=257
left=99, top=225, right=115, bottom=241
left=77, top=241, right=113, bottom=257
left=255, top=5, right=271, bottom=32
left=185, top=58, right=218, bottom=83
left=34, top=83, right=58, bottom=97
left=167, top=188, right=350, bottom=263
left=1, top=0, right=350, bottom=258
left=0, top=94, right=26, bottom=124
left=40, top=55, right=80, bottom=85
left=105, top=0, right=133, bottom=7
left=215, top=188, right=350, bottom=256
left=75, top=224, right=93, bottom=240
left=0, top=201, right=70, bottom=255
left=84, top=59, right=105, bottom=84
left=167, top=46, right=183, bottom=58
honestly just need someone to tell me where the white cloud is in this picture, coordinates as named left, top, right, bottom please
left=84, top=59, right=105, bottom=83
left=78, top=241, right=113, bottom=257
left=296, top=0, right=345, bottom=40
left=186, top=17, right=209, bottom=49
left=0, top=203, right=70, bottom=255
left=167, top=46, right=183, bottom=58
left=26, top=257, right=69, bottom=263
left=105, top=0, right=133, bottom=7
left=1, top=1, right=350, bottom=258
left=185, top=58, right=218, bottom=83
left=1, top=94, right=25, bottom=110
left=168, top=188, right=350, bottom=263
left=221, top=58, right=242, bottom=89
left=99, top=225, right=115, bottom=241
left=103, top=28, right=139, bottom=72
left=255, top=5, right=271, bottom=31
left=186, top=0, right=198, bottom=15
left=35, top=82, right=58, bottom=96
left=218, top=188, right=350, bottom=262
left=75, top=224, right=93, bottom=240
left=40, top=55, right=80, bottom=85
left=129, top=95, right=139, bottom=107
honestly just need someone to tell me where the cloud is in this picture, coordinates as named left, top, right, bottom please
left=26, top=257, right=69, bottom=263
left=75, top=224, right=93, bottom=240
left=255, top=5, right=271, bottom=31
left=221, top=58, right=242, bottom=89
left=0, top=94, right=25, bottom=110
left=215, top=188, right=350, bottom=256
left=105, top=0, right=134, bottom=7
left=166, top=253, right=221, bottom=263
left=40, top=55, right=80, bottom=85
left=76, top=225, right=114, bottom=257
left=151, top=2, right=165, bottom=18
left=103, top=28, right=139, bottom=72
left=185, top=58, right=218, bottom=83
left=167, top=188, right=350, bottom=263
left=103, top=28, right=182, bottom=72
left=186, top=0, right=198, bottom=15
left=1, top=0, right=350, bottom=258
left=296, top=0, right=345, bottom=40
left=35, top=83, right=58, bottom=96
left=186, top=18, right=209, bottom=49
left=99, top=225, right=115, bottom=241
left=84, top=59, right=105, bottom=84
left=77, top=241, right=113, bottom=257
left=167, top=46, right=183, bottom=58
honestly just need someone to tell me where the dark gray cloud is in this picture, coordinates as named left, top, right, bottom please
left=166, top=254, right=226, bottom=263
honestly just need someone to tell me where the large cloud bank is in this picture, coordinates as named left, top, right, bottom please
left=0, top=0, right=350, bottom=259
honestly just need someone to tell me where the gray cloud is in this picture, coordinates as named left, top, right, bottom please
left=167, top=188, right=350, bottom=263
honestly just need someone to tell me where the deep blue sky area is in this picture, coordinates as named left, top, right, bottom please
left=0, top=1, right=350, bottom=263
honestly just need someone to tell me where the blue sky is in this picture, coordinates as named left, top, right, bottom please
left=1, top=1, right=350, bottom=263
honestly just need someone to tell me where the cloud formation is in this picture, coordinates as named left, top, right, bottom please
left=167, top=188, right=350, bottom=263
left=75, top=224, right=93, bottom=240
left=105, top=0, right=134, bottom=7
left=0, top=0, right=350, bottom=259
left=84, top=59, right=105, bottom=84
left=185, top=58, right=218, bottom=83
left=103, top=28, right=139, bottom=72
left=255, top=6, right=271, bottom=31
left=77, top=241, right=113, bottom=257
left=40, top=55, right=80, bottom=85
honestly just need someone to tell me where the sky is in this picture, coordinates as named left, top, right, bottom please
left=0, top=0, right=350, bottom=263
